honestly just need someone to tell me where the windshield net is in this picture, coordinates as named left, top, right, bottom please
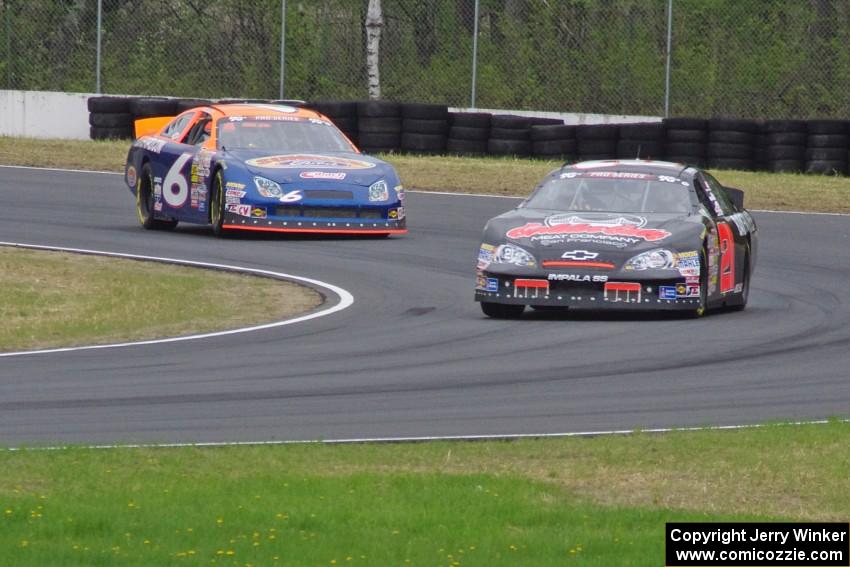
left=217, top=117, right=354, bottom=152
left=524, top=172, right=693, bottom=213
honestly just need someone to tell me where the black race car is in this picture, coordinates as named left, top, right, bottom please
left=475, top=160, right=757, bottom=318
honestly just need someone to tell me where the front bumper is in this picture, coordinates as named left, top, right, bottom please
left=222, top=211, right=406, bottom=235
left=474, top=272, right=701, bottom=310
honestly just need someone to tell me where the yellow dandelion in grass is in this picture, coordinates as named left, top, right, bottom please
left=4, top=509, right=12, bottom=516
left=216, top=517, right=224, bottom=525
left=127, top=501, right=137, bottom=508
left=20, top=540, right=29, bottom=547
left=330, top=560, right=337, bottom=565
left=392, top=529, right=400, bottom=535
left=509, top=544, right=517, bottom=551
left=346, top=557, right=352, bottom=561
left=469, top=546, right=476, bottom=551
left=569, top=548, right=576, bottom=554
left=268, top=535, right=277, bottom=540
left=226, top=549, right=235, bottom=556
left=188, top=550, right=196, bottom=556
left=175, top=552, right=187, bottom=558
left=253, top=542, right=260, bottom=547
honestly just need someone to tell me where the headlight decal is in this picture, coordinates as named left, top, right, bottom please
left=369, top=180, right=389, bottom=202
left=624, top=249, right=676, bottom=271
left=492, top=243, right=536, bottom=268
left=253, top=176, right=283, bottom=198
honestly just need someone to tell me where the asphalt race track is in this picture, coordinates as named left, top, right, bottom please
left=1, top=166, right=850, bottom=446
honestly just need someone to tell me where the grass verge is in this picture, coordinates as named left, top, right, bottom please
left=2, top=136, right=850, bottom=213
left=0, top=247, right=322, bottom=352
left=1, top=421, right=848, bottom=565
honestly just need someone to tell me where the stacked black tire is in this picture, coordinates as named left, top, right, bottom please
left=662, top=117, right=707, bottom=167
left=805, top=120, right=848, bottom=175
left=761, top=120, right=807, bottom=173
left=488, top=115, right=532, bottom=157
left=576, top=124, right=618, bottom=160
left=88, top=96, right=134, bottom=140
left=304, top=101, right=359, bottom=145
left=400, top=103, right=449, bottom=154
left=356, top=101, right=401, bottom=154
left=446, top=112, right=491, bottom=156
left=531, top=123, right=576, bottom=160
left=176, top=98, right=213, bottom=113
left=706, top=118, right=759, bottom=170
left=617, top=122, right=664, bottom=160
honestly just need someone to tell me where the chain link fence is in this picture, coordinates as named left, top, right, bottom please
left=2, top=0, right=850, bottom=119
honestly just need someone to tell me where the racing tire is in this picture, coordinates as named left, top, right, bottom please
left=707, top=158, right=754, bottom=170
left=136, top=163, right=177, bottom=231
left=400, top=132, right=446, bottom=153
left=357, top=132, right=401, bottom=149
left=708, top=130, right=754, bottom=144
left=358, top=117, right=402, bottom=133
left=707, top=142, right=753, bottom=159
left=530, top=125, right=575, bottom=141
left=708, top=118, right=759, bottom=133
left=665, top=129, right=707, bottom=143
left=762, top=119, right=806, bottom=133
left=331, top=117, right=358, bottom=133
left=87, top=96, right=131, bottom=113
left=765, top=132, right=806, bottom=146
left=89, top=112, right=133, bottom=128
left=400, top=102, right=448, bottom=120
left=805, top=147, right=846, bottom=161
left=807, top=134, right=849, bottom=148
left=617, top=140, right=663, bottom=159
left=490, top=115, right=531, bottom=129
left=619, top=122, right=664, bottom=140
left=806, top=120, right=847, bottom=135
left=663, top=117, right=707, bottom=130
left=402, top=118, right=448, bottom=135
left=450, top=112, right=491, bottom=128
left=357, top=100, right=401, bottom=118
left=533, top=139, right=577, bottom=157
left=305, top=101, right=358, bottom=118
left=687, top=247, right=709, bottom=318
left=209, top=170, right=228, bottom=237
left=664, top=155, right=705, bottom=167
left=90, top=126, right=133, bottom=140
left=576, top=124, right=618, bottom=140
left=490, top=127, right=531, bottom=141
left=449, top=126, right=490, bottom=141
left=665, top=142, right=706, bottom=156
left=481, top=302, right=525, bottom=319
left=129, top=97, right=178, bottom=119
left=578, top=139, right=617, bottom=157
left=765, top=145, right=805, bottom=160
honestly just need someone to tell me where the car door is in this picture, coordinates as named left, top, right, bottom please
left=150, top=111, right=213, bottom=224
left=695, top=172, right=754, bottom=300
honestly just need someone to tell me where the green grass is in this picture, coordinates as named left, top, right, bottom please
left=0, top=248, right=321, bottom=352
left=1, top=421, right=848, bottom=565
left=2, top=137, right=850, bottom=213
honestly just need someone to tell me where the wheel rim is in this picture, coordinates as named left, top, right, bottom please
left=211, top=173, right=222, bottom=228
left=136, top=171, right=152, bottom=225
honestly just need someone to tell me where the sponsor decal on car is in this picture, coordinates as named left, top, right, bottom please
left=486, top=278, right=499, bottom=292
left=395, top=186, right=405, bottom=201
left=251, top=207, right=267, bottom=219
left=477, top=274, right=499, bottom=292
left=134, top=136, right=167, bottom=154
left=659, top=286, right=678, bottom=300
left=547, top=273, right=608, bottom=282
left=561, top=250, right=598, bottom=260
left=299, top=171, right=347, bottom=180
left=226, top=204, right=252, bottom=217
left=603, top=282, right=641, bottom=303
left=126, top=165, right=137, bottom=188
left=478, top=244, right=496, bottom=269
left=506, top=214, right=671, bottom=247
left=225, top=181, right=246, bottom=189
left=513, top=278, right=549, bottom=299
left=225, top=189, right=246, bottom=199
left=245, top=154, right=377, bottom=170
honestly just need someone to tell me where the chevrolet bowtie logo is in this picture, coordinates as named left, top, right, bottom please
left=561, top=250, right=599, bottom=260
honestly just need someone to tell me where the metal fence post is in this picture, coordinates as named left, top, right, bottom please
left=470, top=0, right=479, bottom=108
left=95, top=0, right=102, bottom=93
left=5, top=0, right=11, bottom=89
left=279, top=0, right=286, bottom=99
left=664, top=0, right=672, bottom=117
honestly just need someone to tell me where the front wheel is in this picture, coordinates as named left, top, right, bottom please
left=136, top=162, right=177, bottom=231
left=687, top=246, right=709, bottom=318
left=481, top=302, right=525, bottom=319
left=209, top=169, right=227, bottom=237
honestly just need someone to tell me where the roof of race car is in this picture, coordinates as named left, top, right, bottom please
left=186, top=103, right=325, bottom=121
left=563, top=159, right=696, bottom=178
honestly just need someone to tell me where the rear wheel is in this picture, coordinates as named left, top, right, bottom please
left=136, top=163, right=177, bottom=230
left=481, top=302, right=525, bottom=319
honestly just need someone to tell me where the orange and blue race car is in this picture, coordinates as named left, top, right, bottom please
left=124, top=103, right=406, bottom=236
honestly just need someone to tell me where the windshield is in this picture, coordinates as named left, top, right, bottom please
left=217, top=116, right=354, bottom=152
left=524, top=172, right=694, bottom=213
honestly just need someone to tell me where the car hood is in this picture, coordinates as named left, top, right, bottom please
left=485, top=208, right=705, bottom=254
left=225, top=149, right=393, bottom=186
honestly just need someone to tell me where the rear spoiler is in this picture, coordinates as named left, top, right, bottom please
left=134, top=116, right=174, bottom=139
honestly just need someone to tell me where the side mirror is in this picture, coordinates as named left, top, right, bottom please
left=723, top=186, right=744, bottom=210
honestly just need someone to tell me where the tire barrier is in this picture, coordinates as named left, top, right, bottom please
left=86, top=96, right=850, bottom=175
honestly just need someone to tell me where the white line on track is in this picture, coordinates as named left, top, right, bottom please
left=0, top=242, right=354, bottom=358
left=3, top=419, right=846, bottom=451
left=2, top=163, right=849, bottom=216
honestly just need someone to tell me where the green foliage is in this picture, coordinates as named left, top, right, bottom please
left=2, top=0, right=850, bottom=118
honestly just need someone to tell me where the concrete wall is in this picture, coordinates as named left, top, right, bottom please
left=1, top=90, right=91, bottom=139
left=452, top=107, right=662, bottom=125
